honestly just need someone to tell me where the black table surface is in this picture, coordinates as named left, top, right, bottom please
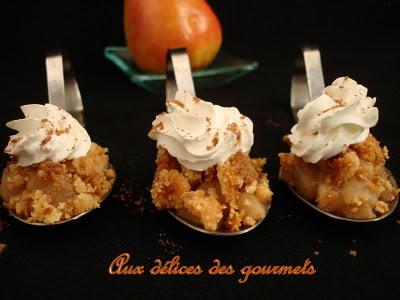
left=1, top=1, right=400, bottom=299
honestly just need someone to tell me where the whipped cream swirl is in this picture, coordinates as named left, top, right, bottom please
left=5, top=104, right=91, bottom=166
left=289, top=77, right=378, bottom=163
left=149, top=91, right=254, bottom=171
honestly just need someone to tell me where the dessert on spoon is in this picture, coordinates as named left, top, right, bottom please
left=0, top=52, right=115, bottom=225
left=149, top=90, right=272, bottom=232
left=148, top=48, right=272, bottom=234
left=279, top=76, right=399, bottom=220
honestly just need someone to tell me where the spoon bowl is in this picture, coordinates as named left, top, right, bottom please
left=286, top=168, right=399, bottom=222
left=4, top=164, right=115, bottom=226
left=167, top=202, right=271, bottom=236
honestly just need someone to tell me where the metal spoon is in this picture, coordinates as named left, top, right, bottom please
left=8, top=189, right=113, bottom=226
left=164, top=48, right=270, bottom=235
left=4, top=50, right=114, bottom=226
left=288, top=46, right=399, bottom=222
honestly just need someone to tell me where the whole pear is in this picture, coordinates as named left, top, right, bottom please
left=124, top=0, right=222, bottom=73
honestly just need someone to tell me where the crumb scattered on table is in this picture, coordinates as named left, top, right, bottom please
left=0, top=218, right=10, bottom=234
left=266, top=116, right=281, bottom=128
left=314, top=251, right=320, bottom=256
left=158, top=229, right=182, bottom=256
left=112, top=178, right=152, bottom=214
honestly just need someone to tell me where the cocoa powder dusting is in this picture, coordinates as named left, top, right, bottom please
left=151, top=122, right=164, bottom=132
left=206, top=133, right=219, bottom=150
left=318, top=104, right=343, bottom=115
left=55, top=125, right=71, bottom=136
left=167, top=100, right=185, bottom=109
left=227, top=123, right=241, bottom=145
left=193, top=96, right=201, bottom=104
left=40, top=135, right=52, bottom=146
left=10, top=137, right=21, bottom=144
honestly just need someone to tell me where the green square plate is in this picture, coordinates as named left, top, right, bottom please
left=104, top=46, right=258, bottom=94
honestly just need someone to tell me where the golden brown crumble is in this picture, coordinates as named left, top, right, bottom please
left=0, top=143, right=116, bottom=224
left=279, top=134, right=399, bottom=219
left=180, top=189, right=225, bottom=231
left=154, top=147, right=180, bottom=171
left=180, top=165, right=203, bottom=187
left=348, top=250, right=358, bottom=257
left=151, top=169, right=190, bottom=209
left=150, top=148, right=273, bottom=231
left=0, top=243, right=6, bottom=254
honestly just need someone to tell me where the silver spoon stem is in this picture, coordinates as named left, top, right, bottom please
left=166, top=48, right=196, bottom=99
left=46, top=50, right=85, bottom=125
left=290, top=46, right=325, bottom=122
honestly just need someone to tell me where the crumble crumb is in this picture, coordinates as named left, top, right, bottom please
left=158, top=229, right=182, bottom=256
left=314, top=251, right=320, bottom=256
left=0, top=219, right=7, bottom=232
left=0, top=243, right=7, bottom=255
left=112, top=178, right=152, bottom=214
left=348, top=250, right=358, bottom=257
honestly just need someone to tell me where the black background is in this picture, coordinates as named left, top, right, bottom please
left=1, top=0, right=400, bottom=299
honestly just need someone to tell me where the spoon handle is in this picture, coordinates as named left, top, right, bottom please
left=45, top=50, right=85, bottom=126
left=165, top=48, right=196, bottom=100
left=290, top=46, right=325, bottom=122
left=46, top=51, right=66, bottom=110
